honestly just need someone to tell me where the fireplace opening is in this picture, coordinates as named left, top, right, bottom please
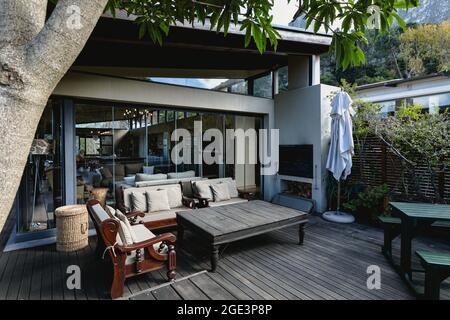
left=282, top=181, right=312, bottom=199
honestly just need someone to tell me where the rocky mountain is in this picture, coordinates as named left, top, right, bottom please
left=289, top=0, right=449, bottom=29
left=399, top=0, right=450, bottom=24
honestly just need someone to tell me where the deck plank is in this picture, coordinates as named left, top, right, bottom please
left=1, top=215, right=449, bottom=300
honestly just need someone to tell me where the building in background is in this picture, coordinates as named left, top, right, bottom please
left=357, top=73, right=450, bottom=115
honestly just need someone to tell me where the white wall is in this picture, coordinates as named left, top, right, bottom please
left=357, top=76, right=450, bottom=103
left=54, top=72, right=274, bottom=115
left=274, top=84, right=337, bottom=212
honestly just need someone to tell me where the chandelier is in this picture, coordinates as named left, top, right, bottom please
left=123, top=108, right=152, bottom=119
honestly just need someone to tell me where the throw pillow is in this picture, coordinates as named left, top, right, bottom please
left=143, top=166, right=155, bottom=174
left=117, top=220, right=134, bottom=245
left=115, top=209, right=137, bottom=243
left=130, top=192, right=147, bottom=212
left=210, top=183, right=231, bottom=202
left=193, top=181, right=213, bottom=200
left=159, top=186, right=183, bottom=209
left=226, top=179, right=239, bottom=198
left=105, top=205, right=116, bottom=218
left=146, top=190, right=171, bottom=212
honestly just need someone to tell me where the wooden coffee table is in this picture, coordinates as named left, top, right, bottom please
left=176, top=200, right=309, bottom=271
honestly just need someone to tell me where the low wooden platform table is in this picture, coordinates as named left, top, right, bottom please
left=176, top=200, right=309, bottom=271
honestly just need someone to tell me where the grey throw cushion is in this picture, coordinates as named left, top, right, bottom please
left=130, top=192, right=147, bottom=212
left=167, top=170, right=196, bottom=179
left=135, top=173, right=168, bottom=182
left=210, top=183, right=231, bottom=202
left=143, top=166, right=155, bottom=174
left=146, top=190, right=171, bottom=212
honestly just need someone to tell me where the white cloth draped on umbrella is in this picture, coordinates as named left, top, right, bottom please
left=326, top=91, right=355, bottom=181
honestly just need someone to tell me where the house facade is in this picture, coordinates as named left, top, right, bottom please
left=356, top=73, right=450, bottom=115
left=5, top=14, right=336, bottom=250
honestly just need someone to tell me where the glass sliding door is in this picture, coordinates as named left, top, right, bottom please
left=201, top=113, right=225, bottom=179
left=174, top=111, right=202, bottom=177
left=16, top=99, right=64, bottom=236
left=233, top=115, right=261, bottom=191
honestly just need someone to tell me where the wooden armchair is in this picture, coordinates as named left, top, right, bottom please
left=87, top=199, right=176, bottom=299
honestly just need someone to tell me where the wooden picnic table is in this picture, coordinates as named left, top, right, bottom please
left=389, top=202, right=450, bottom=287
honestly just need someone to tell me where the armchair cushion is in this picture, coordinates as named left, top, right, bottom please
left=131, top=191, right=147, bottom=212
left=115, top=209, right=137, bottom=243
left=146, top=190, right=171, bottom=212
left=210, top=183, right=231, bottom=202
left=117, top=220, right=134, bottom=245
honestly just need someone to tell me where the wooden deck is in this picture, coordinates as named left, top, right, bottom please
left=0, top=215, right=449, bottom=300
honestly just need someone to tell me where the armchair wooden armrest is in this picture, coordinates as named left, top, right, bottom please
left=195, top=197, right=209, bottom=208
left=182, top=196, right=196, bottom=209
left=117, top=233, right=176, bottom=253
left=125, top=211, right=145, bottom=224
left=117, top=203, right=130, bottom=214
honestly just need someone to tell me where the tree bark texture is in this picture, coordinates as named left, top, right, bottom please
left=0, top=0, right=109, bottom=232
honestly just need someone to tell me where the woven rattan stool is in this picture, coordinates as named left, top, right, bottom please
left=55, top=205, right=89, bottom=252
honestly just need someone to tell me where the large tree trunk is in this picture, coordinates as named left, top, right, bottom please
left=0, top=0, right=108, bottom=231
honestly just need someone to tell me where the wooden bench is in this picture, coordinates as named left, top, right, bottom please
left=378, top=216, right=450, bottom=258
left=416, top=251, right=450, bottom=300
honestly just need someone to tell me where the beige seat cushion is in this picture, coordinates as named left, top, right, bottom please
left=125, top=225, right=168, bottom=265
left=210, top=183, right=231, bottom=202
left=208, top=198, right=248, bottom=207
left=146, top=190, right=171, bottom=212
left=140, top=209, right=177, bottom=224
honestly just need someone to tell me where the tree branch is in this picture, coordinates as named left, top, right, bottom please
left=25, top=0, right=109, bottom=91
left=0, top=0, right=48, bottom=47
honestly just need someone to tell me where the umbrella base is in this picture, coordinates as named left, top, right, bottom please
left=322, top=211, right=355, bottom=224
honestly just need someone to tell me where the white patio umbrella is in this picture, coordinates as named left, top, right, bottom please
left=322, top=91, right=355, bottom=224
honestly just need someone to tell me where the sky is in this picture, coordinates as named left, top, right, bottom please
left=151, top=1, right=298, bottom=89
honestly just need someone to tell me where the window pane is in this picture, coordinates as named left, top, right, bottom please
left=230, top=81, right=248, bottom=94
left=278, top=66, right=288, bottom=92
left=253, top=73, right=272, bottom=98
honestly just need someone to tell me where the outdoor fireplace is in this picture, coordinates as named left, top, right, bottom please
left=283, top=181, right=312, bottom=199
